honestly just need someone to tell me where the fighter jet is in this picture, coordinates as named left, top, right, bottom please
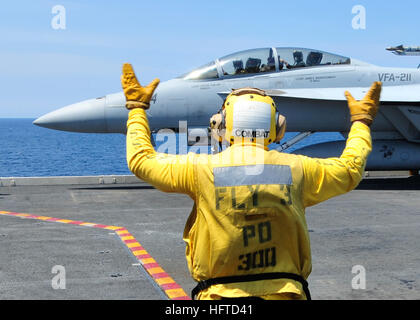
left=386, top=45, right=420, bottom=56
left=34, top=47, right=420, bottom=170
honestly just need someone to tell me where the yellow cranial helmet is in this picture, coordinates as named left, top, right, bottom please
left=210, top=88, right=286, bottom=146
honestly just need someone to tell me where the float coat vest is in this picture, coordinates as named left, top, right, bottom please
left=185, top=145, right=311, bottom=299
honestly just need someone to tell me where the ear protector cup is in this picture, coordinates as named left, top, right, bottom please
left=275, top=112, right=287, bottom=143
left=209, top=111, right=225, bottom=142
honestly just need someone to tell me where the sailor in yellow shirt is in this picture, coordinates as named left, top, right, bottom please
left=121, top=63, right=382, bottom=300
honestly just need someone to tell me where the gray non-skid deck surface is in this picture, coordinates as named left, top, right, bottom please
left=0, top=176, right=419, bottom=299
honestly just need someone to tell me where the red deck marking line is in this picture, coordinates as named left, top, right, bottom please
left=67, top=221, right=87, bottom=225
left=123, top=239, right=138, bottom=244
left=143, top=262, right=160, bottom=269
left=136, top=254, right=152, bottom=260
left=0, top=210, right=191, bottom=300
left=151, top=272, right=170, bottom=279
left=173, top=295, right=192, bottom=300
left=46, top=217, right=61, bottom=221
left=4, top=212, right=19, bottom=216
left=91, top=224, right=108, bottom=229
left=25, top=215, right=41, bottom=219
left=161, top=283, right=181, bottom=290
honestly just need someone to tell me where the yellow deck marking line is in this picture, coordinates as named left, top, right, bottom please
left=140, top=258, right=156, bottom=264
left=156, top=277, right=175, bottom=285
left=104, top=226, right=122, bottom=231
left=56, top=219, right=73, bottom=223
left=133, top=250, right=148, bottom=256
left=126, top=242, right=141, bottom=248
left=121, top=235, right=135, bottom=241
left=0, top=210, right=190, bottom=300
left=166, top=288, right=191, bottom=299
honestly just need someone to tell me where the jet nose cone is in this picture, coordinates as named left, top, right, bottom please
left=33, top=97, right=107, bottom=133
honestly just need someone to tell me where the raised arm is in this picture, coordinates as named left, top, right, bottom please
left=122, top=64, right=196, bottom=197
left=301, top=82, right=382, bottom=207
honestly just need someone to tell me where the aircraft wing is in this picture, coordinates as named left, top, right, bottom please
left=267, top=86, right=420, bottom=103
left=219, top=85, right=420, bottom=103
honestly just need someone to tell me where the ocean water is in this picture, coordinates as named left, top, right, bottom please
left=0, top=119, right=344, bottom=177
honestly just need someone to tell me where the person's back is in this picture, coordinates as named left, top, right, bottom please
left=188, top=146, right=310, bottom=299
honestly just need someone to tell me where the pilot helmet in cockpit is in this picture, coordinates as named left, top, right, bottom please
left=293, top=51, right=304, bottom=63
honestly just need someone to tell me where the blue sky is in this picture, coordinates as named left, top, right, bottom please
left=1, top=0, right=420, bottom=117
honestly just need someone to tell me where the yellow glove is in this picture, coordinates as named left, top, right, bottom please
left=345, top=81, right=382, bottom=126
left=121, top=63, right=160, bottom=110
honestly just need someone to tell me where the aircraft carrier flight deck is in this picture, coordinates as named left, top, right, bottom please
left=0, top=173, right=419, bottom=300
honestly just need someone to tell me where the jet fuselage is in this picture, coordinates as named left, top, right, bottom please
left=33, top=47, right=420, bottom=170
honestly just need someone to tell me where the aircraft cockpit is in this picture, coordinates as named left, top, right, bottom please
left=179, top=47, right=351, bottom=80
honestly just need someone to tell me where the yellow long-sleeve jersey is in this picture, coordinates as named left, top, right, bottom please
left=127, top=108, right=372, bottom=300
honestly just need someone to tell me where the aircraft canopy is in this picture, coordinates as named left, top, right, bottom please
left=179, top=47, right=351, bottom=80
